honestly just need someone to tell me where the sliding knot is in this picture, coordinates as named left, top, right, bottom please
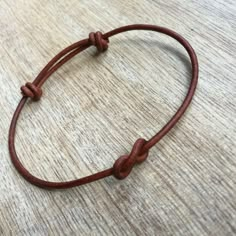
left=21, top=82, right=42, bottom=101
left=113, top=138, right=149, bottom=179
left=88, top=31, right=109, bottom=52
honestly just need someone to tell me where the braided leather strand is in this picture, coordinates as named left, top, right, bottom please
left=8, top=24, right=198, bottom=189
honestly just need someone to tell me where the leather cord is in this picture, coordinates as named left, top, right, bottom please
left=8, top=24, right=198, bottom=189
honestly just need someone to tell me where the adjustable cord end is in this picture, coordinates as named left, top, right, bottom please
left=21, top=82, right=42, bottom=101
left=88, top=31, right=109, bottom=52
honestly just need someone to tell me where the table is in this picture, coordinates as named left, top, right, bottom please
left=1, top=0, right=235, bottom=235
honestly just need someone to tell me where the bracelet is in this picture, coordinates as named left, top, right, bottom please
left=8, top=24, right=198, bottom=189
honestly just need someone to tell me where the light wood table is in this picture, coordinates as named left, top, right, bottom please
left=1, top=0, right=235, bottom=235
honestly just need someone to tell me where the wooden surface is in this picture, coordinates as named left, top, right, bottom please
left=1, top=0, right=236, bottom=235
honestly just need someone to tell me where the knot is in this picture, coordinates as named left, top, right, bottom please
left=21, top=82, right=42, bottom=101
left=113, top=138, right=149, bottom=179
left=88, top=31, right=109, bottom=52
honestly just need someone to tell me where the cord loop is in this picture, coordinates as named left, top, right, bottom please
left=88, top=31, right=109, bottom=52
left=9, top=24, right=199, bottom=189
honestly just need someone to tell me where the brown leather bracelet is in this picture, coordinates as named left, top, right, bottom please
left=8, top=24, right=198, bottom=189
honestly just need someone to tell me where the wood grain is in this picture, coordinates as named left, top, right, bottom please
left=0, top=0, right=236, bottom=235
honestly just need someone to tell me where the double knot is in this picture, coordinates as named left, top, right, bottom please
left=88, top=31, right=109, bottom=52
left=113, top=138, right=149, bottom=179
left=21, top=82, right=42, bottom=101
